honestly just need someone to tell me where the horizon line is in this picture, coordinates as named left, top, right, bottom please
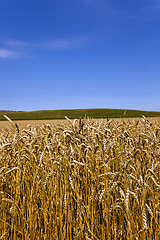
left=0, top=108, right=160, bottom=113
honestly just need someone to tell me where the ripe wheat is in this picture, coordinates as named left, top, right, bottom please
left=0, top=117, right=160, bottom=239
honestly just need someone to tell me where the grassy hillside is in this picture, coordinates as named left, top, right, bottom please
left=1, top=108, right=160, bottom=121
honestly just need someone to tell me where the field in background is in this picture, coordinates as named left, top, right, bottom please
left=0, top=117, right=160, bottom=239
left=1, top=108, right=160, bottom=121
left=1, top=117, right=160, bottom=129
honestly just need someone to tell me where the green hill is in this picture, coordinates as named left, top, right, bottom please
left=1, top=108, right=160, bottom=121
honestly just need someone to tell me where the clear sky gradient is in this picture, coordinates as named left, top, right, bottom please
left=0, top=0, right=160, bottom=111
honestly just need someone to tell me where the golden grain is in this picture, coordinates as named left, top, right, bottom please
left=0, top=117, right=160, bottom=239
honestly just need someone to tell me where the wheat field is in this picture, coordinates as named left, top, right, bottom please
left=0, top=117, right=160, bottom=239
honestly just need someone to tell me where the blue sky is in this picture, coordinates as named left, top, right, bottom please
left=0, top=0, right=160, bottom=111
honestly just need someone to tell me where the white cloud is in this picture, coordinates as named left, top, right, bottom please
left=5, top=40, right=29, bottom=47
left=0, top=49, right=18, bottom=58
left=79, top=0, right=96, bottom=4
left=141, top=3, right=160, bottom=12
left=41, top=38, right=86, bottom=49
left=5, top=37, right=87, bottom=50
left=150, top=3, right=160, bottom=10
